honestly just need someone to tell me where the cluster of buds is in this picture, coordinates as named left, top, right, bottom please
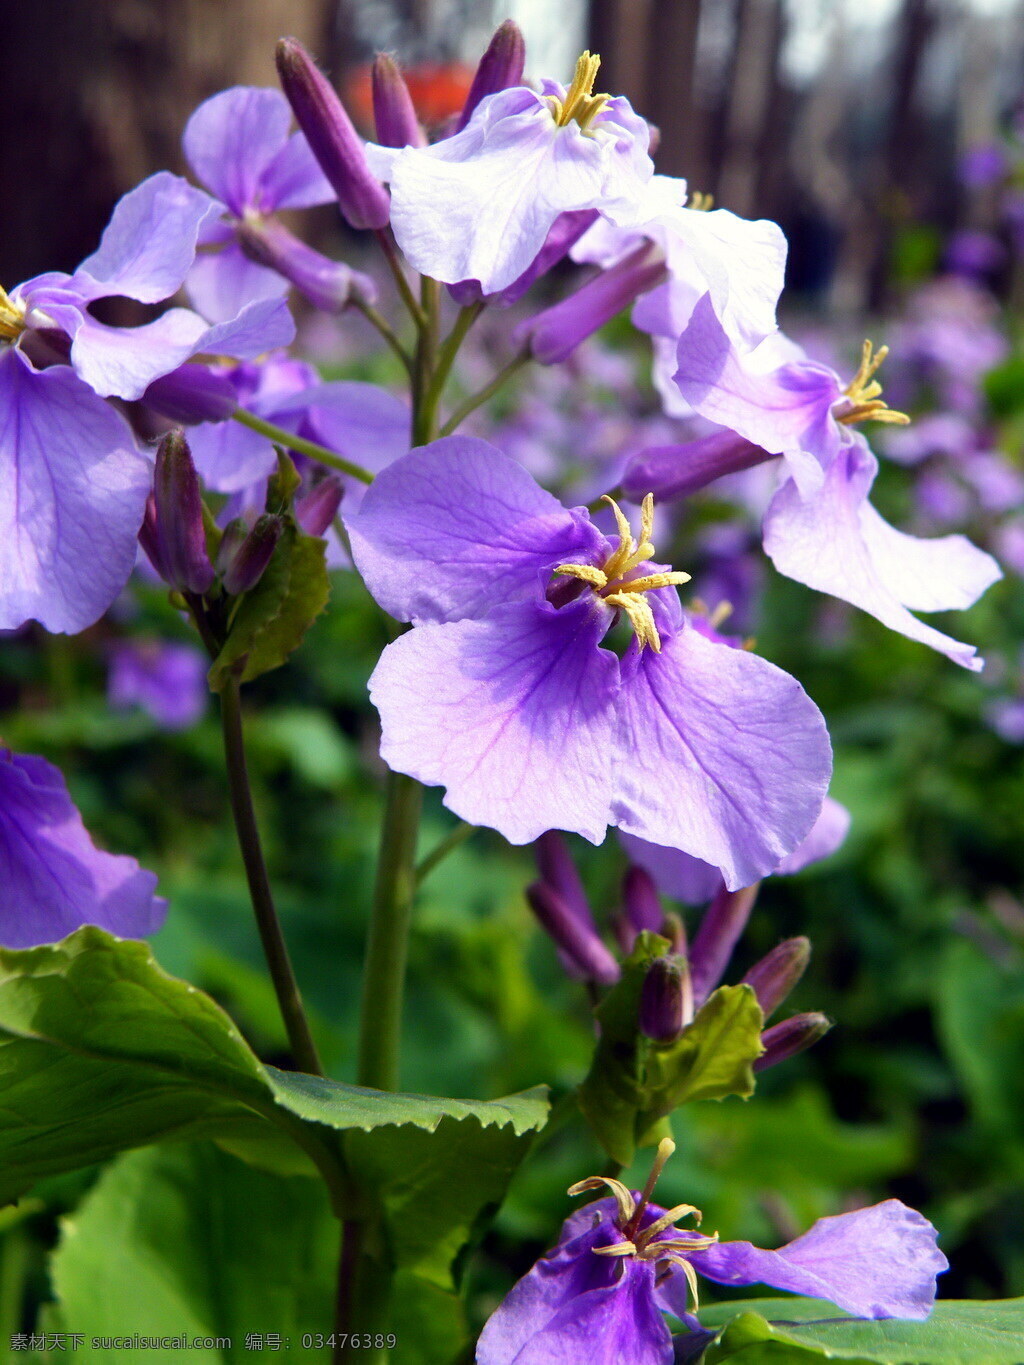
left=526, top=832, right=830, bottom=1071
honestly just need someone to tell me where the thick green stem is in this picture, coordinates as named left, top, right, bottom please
left=219, top=674, right=324, bottom=1076
left=232, top=409, right=374, bottom=485
left=356, top=771, right=423, bottom=1090
left=439, top=350, right=530, bottom=436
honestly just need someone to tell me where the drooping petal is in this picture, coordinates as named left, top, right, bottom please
left=764, top=442, right=1001, bottom=671
left=184, top=87, right=295, bottom=214
left=70, top=308, right=209, bottom=401
left=348, top=438, right=606, bottom=624
left=71, top=172, right=219, bottom=303
left=0, top=750, right=166, bottom=949
left=186, top=242, right=290, bottom=324
left=369, top=600, right=618, bottom=845
left=673, top=296, right=843, bottom=494
left=0, top=351, right=152, bottom=634
left=610, top=622, right=831, bottom=891
left=665, top=1200, right=947, bottom=1322
left=369, top=85, right=652, bottom=294
left=197, top=296, right=297, bottom=360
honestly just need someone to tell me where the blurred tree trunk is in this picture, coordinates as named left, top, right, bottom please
left=2, top=0, right=337, bottom=285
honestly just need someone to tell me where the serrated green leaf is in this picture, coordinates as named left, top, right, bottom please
left=698, top=1296, right=1024, bottom=1364
left=208, top=522, right=329, bottom=691
left=644, top=983, right=764, bottom=1112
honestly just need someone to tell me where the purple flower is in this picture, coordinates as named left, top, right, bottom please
left=477, top=1141, right=947, bottom=1364
left=0, top=748, right=166, bottom=948
left=365, top=52, right=653, bottom=294
left=108, top=640, right=208, bottom=731
left=182, top=86, right=373, bottom=321
left=348, top=438, right=831, bottom=889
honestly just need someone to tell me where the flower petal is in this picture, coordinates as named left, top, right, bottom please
left=0, top=750, right=166, bottom=949
left=347, top=438, right=606, bottom=624
left=369, top=600, right=618, bottom=845
left=184, top=87, right=292, bottom=213
left=611, top=623, right=831, bottom=890
left=186, top=242, right=290, bottom=324
left=764, top=441, right=1000, bottom=670
left=70, top=309, right=209, bottom=401
left=669, top=1200, right=947, bottom=1322
left=0, top=351, right=151, bottom=634
left=260, top=130, right=336, bottom=210
left=72, top=172, right=219, bottom=303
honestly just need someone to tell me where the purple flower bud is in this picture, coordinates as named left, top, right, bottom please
left=295, top=477, right=344, bottom=536
left=220, top=514, right=284, bottom=595
left=689, top=881, right=760, bottom=1009
left=276, top=38, right=391, bottom=231
left=236, top=217, right=378, bottom=313
left=215, top=516, right=254, bottom=576
left=618, top=865, right=664, bottom=955
left=372, top=52, right=426, bottom=148
left=754, top=1012, right=831, bottom=1072
left=455, top=19, right=526, bottom=133
left=526, top=881, right=621, bottom=985
left=534, top=831, right=592, bottom=922
left=742, top=936, right=811, bottom=1019
left=514, top=246, right=666, bottom=365
left=622, top=431, right=770, bottom=504
left=639, top=954, right=693, bottom=1042
left=144, top=364, right=239, bottom=425
left=146, top=430, right=215, bottom=594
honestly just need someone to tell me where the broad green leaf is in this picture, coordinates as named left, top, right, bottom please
left=577, top=935, right=764, bottom=1166
left=0, top=929, right=548, bottom=1287
left=698, top=1296, right=1024, bottom=1364
left=208, top=521, right=330, bottom=691
left=48, top=1143, right=335, bottom=1363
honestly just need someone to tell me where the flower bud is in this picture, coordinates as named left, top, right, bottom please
left=754, top=1012, right=832, bottom=1072
left=220, top=514, right=284, bottom=595
left=372, top=52, right=426, bottom=148
left=456, top=20, right=526, bottom=133
left=622, top=431, right=770, bottom=505
left=742, top=937, right=811, bottom=1019
left=623, top=864, right=664, bottom=937
left=639, top=955, right=693, bottom=1043
left=514, top=246, right=666, bottom=365
left=534, top=831, right=592, bottom=923
left=236, top=217, right=378, bottom=313
left=144, top=364, right=238, bottom=425
left=295, top=477, right=344, bottom=536
left=688, top=881, right=760, bottom=1009
left=215, top=516, right=254, bottom=577
left=276, top=38, right=391, bottom=231
left=526, top=881, right=621, bottom=985
left=144, top=430, right=214, bottom=594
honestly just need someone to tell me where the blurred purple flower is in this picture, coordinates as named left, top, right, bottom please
left=0, top=748, right=166, bottom=948
left=348, top=438, right=830, bottom=887
left=958, top=143, right=1008, bottom=188
left=108, top=640, right=208, bottom=731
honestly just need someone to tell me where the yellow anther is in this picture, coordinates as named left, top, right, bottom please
left=592, top=1240, right=638, bottom=1258
left=0, top=286, right=26, bottom=343
left=688, top=191, right=715, bottom=211
left=548, top=51, right=611, bottom=131
left=837, top=339, right=910, bottom=428
left=554, top=494, right=691, bottom=653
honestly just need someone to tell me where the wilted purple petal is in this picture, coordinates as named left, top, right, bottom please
left=610, top=623, right=831, bottom=891
left=0, top=350, right=151, bottom=634
left=369, top=600, right=618, bottom=845
left=347, top=438, right=606, bottom=624
left=0, top=750, right=166, bottom=948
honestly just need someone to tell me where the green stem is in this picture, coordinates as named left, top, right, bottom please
left=232, top=409, right=374, bottom=485
left=438, top=350, right=530, bottom=436
left=415, top=821, right=476, bottom=886
left=356, top=771, right=423, bottom=1090
left=375, top=229, right=427, bottom=328
left=351, top=297, right=414, bottom=377
left=418, top=302, right=484, bottom=439
left=219, top=673, right=324, bottom=1076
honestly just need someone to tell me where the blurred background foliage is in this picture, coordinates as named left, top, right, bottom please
left=3, top=0, right=1024, bottom=1350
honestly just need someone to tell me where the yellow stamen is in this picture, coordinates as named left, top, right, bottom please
left=0, top=286, right=26, bottom=343
left=688, top=191, right=715, bottom=211
left=567, top=1175, right=636, bottom=1226
left=548, top=51, right=611, bottom=131
left=837, top=339, right=910, bottom=428
left=592, top=1240, right=637, bottom=1258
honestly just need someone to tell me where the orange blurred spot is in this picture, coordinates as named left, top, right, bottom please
left=344, top=61, right=476, bottom=137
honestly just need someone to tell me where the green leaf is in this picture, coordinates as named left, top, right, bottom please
left=0, top=929, right=549, bottom=1289
left=577, top=935, right=764, bottom=1167
left=697, top=1296, right=1024, bottom=1364
left=208, top=521, right=330, bottom=691
left=48, top=1143, right=336, bottom=1363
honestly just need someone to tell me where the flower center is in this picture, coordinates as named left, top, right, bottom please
left=553, top=493, right=690, bottom=653
left=567, top=1138, right=719, bottom=1309
left=547, top=51, right=612, bottom=131
left=835, top=339, right=910, bottom=428
left=0, top=286, right=27, bottom=344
